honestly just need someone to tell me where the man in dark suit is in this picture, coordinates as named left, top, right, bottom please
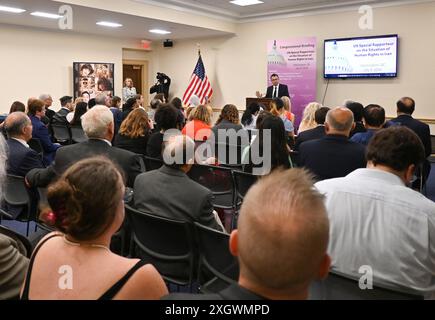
left=4, top=112, right=44, bottom=177
left=294, top=107, right=329, bottom=151
left=164, top=169, right=331, bottom=300
left=386, top=97, right=432, bottom=187
left=299, top=107, right=366, bottom=181
left=264, top=74, right=290, bottom=98
left=134, top=135, right=222, bottom=232
left=26, top=106, right=143, bottom=188
left=38, top=94, right=55, bottom=125
left=51, top=96, right=73, bottom=126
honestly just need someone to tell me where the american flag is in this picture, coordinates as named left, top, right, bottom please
left=182, top=53, right=213, bottom=106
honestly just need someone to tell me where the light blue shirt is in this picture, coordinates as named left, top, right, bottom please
left=122, top=86, right=137, bottom=101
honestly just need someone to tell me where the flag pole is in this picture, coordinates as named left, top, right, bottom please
left=196, top=43, right=201, bottom=56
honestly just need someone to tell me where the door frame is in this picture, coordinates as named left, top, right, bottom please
left=122, top=59, right=149, bottom=104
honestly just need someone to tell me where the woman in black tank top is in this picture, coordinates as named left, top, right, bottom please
left=21, top=156, right=167, bottom=300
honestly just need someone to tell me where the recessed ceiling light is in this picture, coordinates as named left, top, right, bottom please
left=149, top=29, right=171, bottom=35
left=0, top=5, right=26, bottom=13
left=230, top=0, right=264, bottom=6
left=96, top=21, right=123, bottom=28
left=31, top=11, right=63, bottom=19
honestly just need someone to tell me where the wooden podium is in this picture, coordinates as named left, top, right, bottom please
left=245, top=97, right=274, bottom=111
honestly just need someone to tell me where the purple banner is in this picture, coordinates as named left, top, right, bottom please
left=267, top=37, right=317, bottom=130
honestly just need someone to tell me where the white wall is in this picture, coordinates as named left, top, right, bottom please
left=0, top=24, right=140, bottom=112
left=152, top=1, right=435, bottom=124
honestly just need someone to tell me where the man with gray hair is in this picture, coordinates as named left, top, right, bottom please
left=4, top=112, right=44, bottom=177
left=26, top=106, right=142, bottom=188
left=299, top=107, right=366, bottom=181
left=38, top=94, right=55, bottom=125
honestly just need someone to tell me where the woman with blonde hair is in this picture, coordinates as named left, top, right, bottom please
left=298, top=102, right=323, bottom=133
left=114, top=108, right=152, bottom=155
left=182, top=104, right=212, bottom=141
left=122, top=78, right=137, bottom=102
left=281, top=96, right=295, bottom=123
left=21, top=157, right=168, bottom=300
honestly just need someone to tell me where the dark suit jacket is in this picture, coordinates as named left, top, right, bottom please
left=265, top=83, right=290, bottom=98
left=299, top=134, right=366, bottom=181
left=163, top=283, right=266, bottom=300
left=134, top=165, right=220, bottom=231
left=387, top=114, right=432, bottom=157
left=6, top=139, right=44, bottom=177
left=146, top=132, right=164, bottom=159
left=114, top=133, right=149, bottom=155
left=26, top=139, right=143, bottom=188
left=29, top=115, right=60, bottom=166
left=294, top=125, right=326, bottom=151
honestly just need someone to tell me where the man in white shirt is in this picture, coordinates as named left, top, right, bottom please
left=315, top=126, right=435, bottom=297
left=263, top=74, right=290, bottom=99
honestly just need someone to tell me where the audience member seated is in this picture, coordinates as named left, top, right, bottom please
left=166, top=169, right=330, bottom=300
left=21, top=157, right=167, bottom=300
left=69, top=102, right=88, bottom=128
left=212, top=104, right=243, bottom=137
left=281, top=96, right=295, bottom=123
left=241, top=102, right=261, bottom=131
left=147, top=98, right=161, bottom=123
left=294, top=107, right=329, bottom=151
left=38, top=94, right=55, bottom=125
left=51, top=96, right=73, bottom=126
left=298, top=102, right=322, bottom=133
left=122, top=97, right=139, bottom=121
left=315, top=126, right=435, bottom=297
left=9, top=101, right=26, bottom=114
left=26, top=106, right=143, bottom=188
left=299, top=107, right=366, bottom=181
left=243, top=115, right=292, bottom=175
left=351, top=104, right=385, bottom=146
left=0, top=135, right=29, bottom=299
left=147, top=104, right=179, bottom=159
left=270, top=98, right=294, bottom=139
left=170, top=97, right=186, bottom=126
left=27, top=99, right=60, bottom=166
left=110, top=96, right=123, bottom=134
left=135, top=135, right=222, bottom=231
left=344, top=100, right=367, bottom=137
left=5, top=112, right=44, bottom=177
left=182, top=104, right=212, bottom=141
left=386, top=97, right=432, bottom=188
left=114, top=108, right=151, bottom=155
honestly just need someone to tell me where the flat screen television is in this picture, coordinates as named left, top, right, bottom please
left=324, top=34, right=398, bottom=78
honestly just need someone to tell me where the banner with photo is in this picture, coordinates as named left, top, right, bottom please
left=267, top=37, right=317, bottom=130
left=73, top=62, right=114, bottom=102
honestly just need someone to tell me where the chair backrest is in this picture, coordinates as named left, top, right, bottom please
left=194, top=222, right=239, bottom=287
left=431, top=135, right=435, bottom=155
left=4, top=175, right=30, bottom=207
left=28, top=138, right=43, bottom=157
left=309, top=270, right=425, bottom=300
left=51, top=124, right=71, bottom=143
left=125, top=204, right=196, bottom=285
left=70, top=126, right=88, bottom=143
left=0, top=225, right=33, bottom=258
left=143, top=156, right=164, bottom=171
left=188, top=164, right=234, bottom=195
left=232, top=170, right=258, bottom=204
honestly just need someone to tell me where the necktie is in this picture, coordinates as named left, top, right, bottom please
left=273, top=86, right=277, bottom=98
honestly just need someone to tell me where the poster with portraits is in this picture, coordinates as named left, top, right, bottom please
left=73, top=62, right=114, bottom=102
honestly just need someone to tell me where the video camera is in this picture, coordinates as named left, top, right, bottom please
left=156, top=72, right=166, bottom=82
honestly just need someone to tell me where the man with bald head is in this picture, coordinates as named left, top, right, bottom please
left=4, top=112, right=44, bottom=177
left=165, top=169, right=331, bottom=300
left=299, top=107, right=366, bottom=181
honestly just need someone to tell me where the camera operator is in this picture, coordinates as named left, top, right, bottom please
left=150, top=72, right=171, bottom=101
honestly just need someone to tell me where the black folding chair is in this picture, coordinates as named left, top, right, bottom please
left=143, top=156, right=164, bottom=171
left=194, top=222, right=239, bottom=294
left=2, top=175, right=34, bottom=236
left=28, top=138, right=44, bottom=159
left=70, top=126, right=88, bottom=143
left=51, top=124, right=71, bottom=144
left=187, top=164, right=235, bottom=211
left=125, top=204, right=197, bottom=287
left=309, top=269, right=425, bottom=300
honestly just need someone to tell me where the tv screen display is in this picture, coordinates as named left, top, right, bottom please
left=324, top=34, right=398, bottom=78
